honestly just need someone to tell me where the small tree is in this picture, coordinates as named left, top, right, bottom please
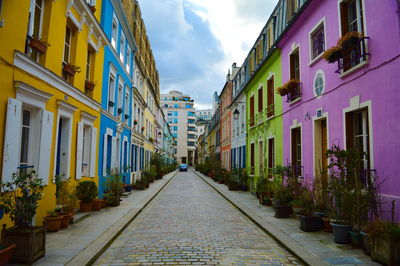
left=0, top=172, right=44, bottom=229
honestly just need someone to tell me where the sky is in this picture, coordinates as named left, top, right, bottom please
left=138, top=0, right=279, bottom=110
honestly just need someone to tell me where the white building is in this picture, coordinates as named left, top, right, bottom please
left=161, top=90, right=196, bottom=165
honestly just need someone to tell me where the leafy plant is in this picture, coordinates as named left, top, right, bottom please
left=55, top=177, right=77, bottom=213
left=75, top=181, right=97, bottom=203
left=0, top=172, right=44, bottom=229
left=104, top=173, right=123, bottom=206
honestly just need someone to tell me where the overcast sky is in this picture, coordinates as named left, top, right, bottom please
left=138, top=0, right=279, bottom=110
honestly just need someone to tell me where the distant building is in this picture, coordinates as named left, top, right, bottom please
left=161, top=90, right=196, bottom=165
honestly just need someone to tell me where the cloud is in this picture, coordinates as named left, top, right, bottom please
left=138, top=0, right=278, bottom=109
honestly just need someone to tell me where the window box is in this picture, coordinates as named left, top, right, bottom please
left=141, top=126, right=145, bottom=132
left=337, top=31, right=364, bottom=50
left=85, top=80, right=96, bottom=91
left=322, top=46, right=342, bottom=63
left=89, top=5, right=96, bottom=13
left=276, top=79, right=302, bottom=102
left=133, top=120, right=138, bottom=125
left=108, top=101, right=115, bottom=107
left=124, top=114, right=129, bottom=120
left=336, top=36, right=369, bottom=74
left=62, top=63, right=80, bottom=77
left=28, top=38, right=49, bottom=54
left=117, top=108, right=123, bottom=114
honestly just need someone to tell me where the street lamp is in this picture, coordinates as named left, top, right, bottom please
left=233, top=108, right=240, bottom=120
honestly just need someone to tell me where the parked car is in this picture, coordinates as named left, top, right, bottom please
left=179, top=164, right=188, bottom=172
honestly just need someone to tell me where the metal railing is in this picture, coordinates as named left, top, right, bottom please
left=265, top=104, right=275, bottom=118
left=336, top=37, right=370, bottom=73
left=286, top=83, right=302, bottom=103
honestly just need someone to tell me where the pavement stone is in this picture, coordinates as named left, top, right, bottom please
left=94, top=170, right=301, bottom=265
left=195, top=170, right=380, bottom=266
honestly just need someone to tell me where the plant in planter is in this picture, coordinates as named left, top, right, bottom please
left=0, top=172, right=45, bottom=264
left=134, top=120, right=138, bottom=125
left=322, top=46, right=342, bottom=63
left=28, top=38, right=50, bottom=54
left=76, top=181, right=97, bottom=212
left=62, top=63, right=80, bottom=76
left=104, top=173, right=123, bottom=206
left=337, top=31, right=365, bottom=49
left=44, top=210, right=62, bottom=232
left=141, top=126, right=145, bottom=132
left=85, top=80, right=96, bottom=91
left=276, top=85, right=288, bottom=96
left=0, top=244, right=16, bottom=265
left=296, top=185, right=323, bottom=232
left=238, top=168, right=249, bottom=191
left=55, top=178, right=77, bottom=228
left=227, top=169, right=240, bottom=191
left=256, top=176, right=272, bottom=205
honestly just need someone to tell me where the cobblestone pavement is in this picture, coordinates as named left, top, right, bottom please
left=94, top=170, right=302, bottom=265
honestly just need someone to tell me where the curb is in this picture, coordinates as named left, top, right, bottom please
left=193, top=170, right=327, bottom=266
left=66, top=170, right=179, bottom=266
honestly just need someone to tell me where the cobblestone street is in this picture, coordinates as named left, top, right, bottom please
left=94, top=171, right=301, bottom=265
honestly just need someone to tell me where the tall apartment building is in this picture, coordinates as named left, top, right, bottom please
left=161, top=90, right=196, bottom=165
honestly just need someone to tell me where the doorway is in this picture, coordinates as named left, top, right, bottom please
left=55, top=116, right=71, bottom=178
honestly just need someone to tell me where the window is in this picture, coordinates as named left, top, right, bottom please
left=111, top=17, right=118, bottom=49
left=81, top=125, right=92, bottom=177
left=20, top=109, right=32, bottom=174
left=174, top=104, right=179, bottom=108
left=267, top=77, right=274, bottom=117
left=339, top=0, right=366, bottom=72
left=120, top=34, right=125, bottom=63
left=249, top=96, right=254, bottom=127
left=188, top=142, right=195, bottom=146
left=124, top=90, right=129, bottom=120
left=86, top=47, right=94, bottom=81
left=290, top=49, right=300, bottom=80
left=85, top=0, right=96, bottom=5
left=126, top=47, right=131, bottom=73
left=250, top=143, right=255, bottom=175
left=167, top=112, right=172, bottom=116
left=63, top=26, right=72, bottom=64
left=186, top=104, right=192, bottom=108
left=117, top=82, right=123, bottom=118
left=108, top=74, right=115, bottom=113
left=268, top=138, right=275, bottom=179
left=27, top=0, right=44, bottom=62
left=286, top=0, right=299, bottom=21
left=258, top=87, right=263, bottom=113
left=291, top=127, right=302, bottom=178
left=346, top=109, right=370, bottom=170
left=310, top=23, right=325, bottom=60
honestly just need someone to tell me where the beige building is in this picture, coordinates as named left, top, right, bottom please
left=161, top=90, right=196, bottom=165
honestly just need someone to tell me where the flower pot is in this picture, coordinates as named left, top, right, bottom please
left=63, top=63, right=77, bottom=76
left=1, top=225, right=46, bottom=264
left=92, top=200, right=102, bottom=211
left=322, top=217, right=332, bottom=232
left=89, top=5, right=96, bottom=13
left=85, top=80, right=95, bottom=91
left=0, top=244, right=16, bottom=265
left=371, top=235, right=400, bottom=265
left=292, top=206, right=303, bottom=215
left=360, top=231, right=371, bottom=255
left=60, top=213, right=72, bottom=228
left=29, top=38, right=48, bottom=53
left=331, top=223, right=352, bottom=244
left=79, top=202, right=93, bottom=212
left=44, top=216, right=62, bottom=232
left=274, top=205, right=292, bottom=218
left=299, top=215, right=323, bottom=232
left=349, top=231, right=363, bottom=248
left=125, top=185, right=132, bottom=192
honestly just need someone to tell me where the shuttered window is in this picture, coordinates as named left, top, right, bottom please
left=290, top=50, right=300, bottom=80
left=258, top=87, right=263, bottom=113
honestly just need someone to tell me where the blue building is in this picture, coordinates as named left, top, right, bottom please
left=98, top=0, right=137, bottom=196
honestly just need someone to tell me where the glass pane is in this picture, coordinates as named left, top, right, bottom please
left=33, top=2, right=42, bottom=39
left=20, top=127, right=30, bottom=164
left=354, top=112, right=363, bottom=135
left=22, top=110, right=30, bottom=126
left=347, top=0, right=358, bottom=32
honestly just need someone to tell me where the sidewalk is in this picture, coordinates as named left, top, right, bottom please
left=194, top=170, right=379, bottom=266
left=28, top=171, right=178, bottom=266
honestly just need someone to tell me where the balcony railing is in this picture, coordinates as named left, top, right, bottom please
left=265, top=104, right=274, bottom=118
left=336, top=37, right=369, bottom=74
left=256, top=110, right=264, bottom=125
left=249, top=116, right=255, bottom=127
left=286, top=83, right=302, bottom=103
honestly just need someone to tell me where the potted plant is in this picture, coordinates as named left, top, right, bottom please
left=322, top=46, right=342, bottom=63
left=256, top=176, right=272, bottom=205
left=92, top=198, right=103, bottom=211
left=89, top=5, right=96, bottom=13
left=28, top=38, right=50, bottom=54
left=238, top=169, right=249, bottom=191
left=276, top=85, right=288, bottom=96
left=134, top=120, right=138, bottom=125
left=297, top=186, right=322, bottom=232
left=141, top=126, right=145, bottom=132
left=62, top=63, right=80, bottom=76
left=55, top=178, right=76, bottom=228
left=272, top=182, right=293, bottom=218
left=76, top=181, right=97, bottom=212
left=124, top=114, right=129, bottom=120
left=108, top=100, right=115, bottom=107
left=104, top=173, right=123, bottom=206
left=85, top=80, right=96, bottom=91
left=337, top=31, right=365, bottom=49
left=0, top=244, right=16, bottom=265
left=44, top=210, right=62, bottom=232
left=0, top=172, right=45, bottom=264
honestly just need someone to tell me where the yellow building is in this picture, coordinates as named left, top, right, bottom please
left=0, top=0, right=106, bottom=228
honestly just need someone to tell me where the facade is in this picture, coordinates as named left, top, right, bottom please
left=0, top=0, right=106, bottom=226
left=161, top=90, right=196, bottom=165
left=98, top=0, right=135, bottom=195
left=277, top=0, right=400, bottom=219
left=220, top=73, right=233, bottom=170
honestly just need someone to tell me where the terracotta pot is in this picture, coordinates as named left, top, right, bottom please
left=79, top=202, right=92, bottom=212
left=85, top=80, right=95, bottom=91
left=29, top=38, right=48, bottom=53
left=60, top=213, right=72, bottom=228
left=44, top=216, right=62, bottom=232
left=92, top=200, right=103, bottom=211
left=63, top=63, right=77, bottom=76
left=0, top=244, right=16, bottom=266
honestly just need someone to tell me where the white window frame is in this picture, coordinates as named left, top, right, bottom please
left=119, top=33, right=125, bottom=63
left=308, top=17, right=326, bottom=65
left=117, top=78, right=124, bottom=118
left=126, top=47, right=131, bottom=73
left=111, top=14, right=118, bottom=50
left=108, top=67, right=116, bottom=113
left=28, top=0, right=44, bottom=38
left=76, top=111, right=97, bottom=179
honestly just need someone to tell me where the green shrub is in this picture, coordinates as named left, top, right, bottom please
left=104, top=174, right=123, bottom=206
left=76, top=181, right=97, bottom=203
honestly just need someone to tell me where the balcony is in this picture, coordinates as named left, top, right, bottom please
left=256, top=110, right=264, bottom=125
left=336, top=37, right=369, bottom=74
left=265, top=104, right=274, bottom=118
left=286, top=82, right=302, bottom=103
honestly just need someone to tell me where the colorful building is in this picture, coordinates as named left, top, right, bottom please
left=277, top=0, right=400, bottom=220
left=0, top=0, right=106, bottom=226
left=220, top=72, right=233, bottom=171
